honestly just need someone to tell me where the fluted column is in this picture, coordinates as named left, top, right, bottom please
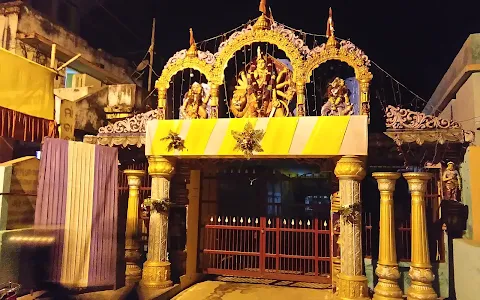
left=124, top=170, right=146, bottom=283
left=141, top=156, right=175, bottom=288
left=372, top=172, right=402, bottom=300
left=334, top=156, right=369, bottom=300
left=403, top=172, right=437, bottom=300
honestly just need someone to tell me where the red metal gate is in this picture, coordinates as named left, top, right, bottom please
left=202, top=216, right=331, bottom=283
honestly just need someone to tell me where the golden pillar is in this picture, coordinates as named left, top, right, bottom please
left=141, top=156, right=175, bottom=288
left=372, top=172, right=402, bottom=300
left=124, top=170, right=146, bottom=283
left=295, top=81, right=306, bottom=116
left=209, top=83, right=219, bottom=119
left=157, top=87, right=167, bottom=120
left=403, top=172, right=437, bottom=300
left=334, top=156, right=369, bottom=300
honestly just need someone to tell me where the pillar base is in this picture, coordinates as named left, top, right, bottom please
left=373, top=265, right=402, bottom=300
left=125, top=247, right=142, bottom=283
left=125, top=263, right=142, bottom=283
left=141, top=261, right=173, bottom=289
left=336, top=273, right=369, bottom=300
left=407, top=267, right=437, bottom=300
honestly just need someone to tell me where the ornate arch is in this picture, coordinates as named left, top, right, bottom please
left=211, top=24, right=308, bottom=84
left=303, top=40, right=372, bottom=83
left=155, top=49, right=216, bottom=90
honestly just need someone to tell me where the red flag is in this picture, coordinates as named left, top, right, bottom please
left=259, top=0, right=267, bottom=14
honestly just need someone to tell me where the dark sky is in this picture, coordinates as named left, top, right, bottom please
left=81, top=0, right=480, bottom=102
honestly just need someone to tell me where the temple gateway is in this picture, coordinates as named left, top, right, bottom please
left=85, top=3, right=473, bottom=300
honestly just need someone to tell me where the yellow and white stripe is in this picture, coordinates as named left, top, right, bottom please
left=146, top=116, right=367, bottom=158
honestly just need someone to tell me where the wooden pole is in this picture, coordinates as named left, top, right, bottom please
left=57, top=54, right=82, bottom=71
left=50, top=44, right=56, bottom=69
left=148, top=18, right=156, bottom=91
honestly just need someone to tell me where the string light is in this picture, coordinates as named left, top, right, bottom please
left=171, top=19, right=430, bottom=117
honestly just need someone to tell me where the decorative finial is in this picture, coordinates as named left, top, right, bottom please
left=326, top=7, right=334, bottom=37
left=186, top=28, right=198, bottom=57
left=326, top=8, right=337, bottom=48
left=259, top=0, right=267, bottom=15
left=189, top=28, right=195, bottom=46
left=253, top=0, right=270, bottom=30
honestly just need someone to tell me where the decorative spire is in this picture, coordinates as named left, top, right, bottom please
left=325, top=8, right=337, bottom=48
left=259, top=0, right=267, bottom=15
left=189, top=28, right=195, bottom=46
left=253, top=0, right=270, bottom=30
left=186, top=28, right=198, bottom=57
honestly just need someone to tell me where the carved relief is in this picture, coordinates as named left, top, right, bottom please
left=385, top=105, right=461, bottom=130
left=98, top=109, right=159, bottom=135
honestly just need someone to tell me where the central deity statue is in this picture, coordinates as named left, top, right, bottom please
left=230, top=47, right=294, bottom=118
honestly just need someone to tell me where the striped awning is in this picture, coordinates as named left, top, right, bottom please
left=146, top=116, right=368, bottom=158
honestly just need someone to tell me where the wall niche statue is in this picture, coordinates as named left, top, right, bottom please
left=442, top=162, right=461, bottom=201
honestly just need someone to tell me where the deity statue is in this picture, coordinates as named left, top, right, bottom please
left=230, top=47, right=294, bottom=118
left=320, top=77, right=354, bottom=116
left=179, top=82, right=210, bottom=119
left=442, top=162, right=461, bottom=201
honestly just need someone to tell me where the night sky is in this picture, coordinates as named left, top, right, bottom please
left=81, top=0, right=480, bottom=104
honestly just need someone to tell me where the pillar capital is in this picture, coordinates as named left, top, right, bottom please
left=334, top=156, right=366, bottom=181
left=403, top=172, right=432, bottom=194
left=147, top=156, right=175, bottom=178
left=372, top=172, right=400, bottom=193
left=124, top=170, right=145, bottom=186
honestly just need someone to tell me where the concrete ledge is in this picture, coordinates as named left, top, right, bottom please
left=424, top=33, right=480, bottom=115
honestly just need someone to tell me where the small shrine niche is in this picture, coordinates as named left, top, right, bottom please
left=169, top=68, right=211, bottom=120
left=307, top=60, right=357, bottom=116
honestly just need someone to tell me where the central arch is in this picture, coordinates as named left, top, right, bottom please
left=211, top=28, right=306, bottom=84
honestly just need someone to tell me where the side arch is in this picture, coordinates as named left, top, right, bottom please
left=303, top=44, right=372, bottom=84
left=155, top=51, right=215, bottom=90
left=211, top=28, right=306, bottom=84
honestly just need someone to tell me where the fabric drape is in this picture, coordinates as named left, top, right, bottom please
left=35, top=138, right=118, bottom=288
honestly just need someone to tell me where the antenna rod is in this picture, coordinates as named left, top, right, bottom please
left=148, top=18, right=156, bottom=91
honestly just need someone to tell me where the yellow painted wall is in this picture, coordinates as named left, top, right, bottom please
left=463, top=146, right=480, bottom=241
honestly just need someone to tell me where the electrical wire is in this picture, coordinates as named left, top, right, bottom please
left=96, top=1, right=146, bottom=43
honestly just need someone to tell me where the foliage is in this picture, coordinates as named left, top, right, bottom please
left=338, top=202, right=361, bottom=224
left=151, top=198, right=171, bottom=213
left=160, top=130, right=186, bottom=152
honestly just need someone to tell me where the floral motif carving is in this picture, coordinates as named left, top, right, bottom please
left=304, top=40, right=372, bottom=83
left=231, top=122, right=265, bottom=159
left=385, top=105, right=461, bottom=130
left=98, top=109, right=159, bottom=135
left=375, top=264, right=400, bottom=281
left=213, top=25, right=305, bottom=83
left=409, top=267, right=435, bottom=283
left=156, top=53, right=215, bottom=90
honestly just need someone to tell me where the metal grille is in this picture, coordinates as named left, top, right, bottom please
left=202, top=216, right=331, bottom=283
